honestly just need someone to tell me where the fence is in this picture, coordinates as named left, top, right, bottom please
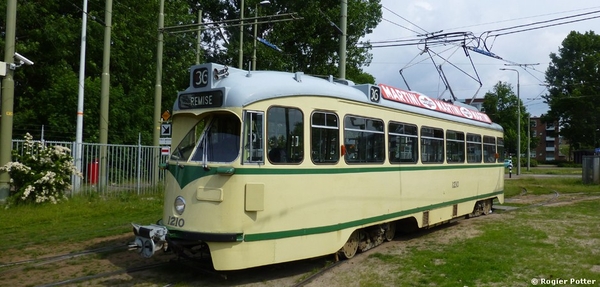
left=10, top=139, right=169, bottom=196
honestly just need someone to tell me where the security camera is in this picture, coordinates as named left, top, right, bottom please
left=14, top=52, right=34, bottom=66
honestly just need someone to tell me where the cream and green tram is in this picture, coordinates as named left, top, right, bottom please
left=132, top=63, right=504, bottom=271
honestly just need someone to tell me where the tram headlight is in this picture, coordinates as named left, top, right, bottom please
left=174, top=196, right=186, bottom=215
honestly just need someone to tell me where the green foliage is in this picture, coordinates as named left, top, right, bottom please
left=544, top=31, right=600, bottom=150
left=0, top=134, right=82, bottom=205
left=556, top=161, right=582, bottom=168
left=0, top=0, right=381, bottom=144
left=0, top=0, right=197, bottom=144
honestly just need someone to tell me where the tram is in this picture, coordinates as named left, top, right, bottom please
left=132, top=63, right=504, bottom=271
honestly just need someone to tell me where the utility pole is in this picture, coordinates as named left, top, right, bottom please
left=0, top=0, right=17, bottom=203
left=238, top=0, right=245, bottom=68
left=152, top=0, right=165, bottom=185
left=338, top=0, right=347, bottom=79
left=99, top=0, right=113, bottom=190
left=196, top=10, right=202, bottom=65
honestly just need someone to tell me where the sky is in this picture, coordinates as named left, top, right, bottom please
left=361, top=0, right=600, bottom=117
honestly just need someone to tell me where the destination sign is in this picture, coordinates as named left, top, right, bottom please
left=379, top=84, right=492, bottom=124
left=179, top=90, right=223, bottom=109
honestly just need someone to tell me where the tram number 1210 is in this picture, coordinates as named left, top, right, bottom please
left=167, top=216, right=185, bottom=227
left=452, top=181, right=459, bottom=188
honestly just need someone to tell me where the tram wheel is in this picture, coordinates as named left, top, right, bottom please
left=384, top=222, right=396, bottom=242
left=339, top=230, right=359, bottom=259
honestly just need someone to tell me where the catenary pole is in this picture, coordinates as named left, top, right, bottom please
left=0, top=0, right=17, bottom=203
left=99, top=0, right=113, bottom=190
left=152, top=0, right=165, bottom=185
left=338, top=0, right=347, bottom=79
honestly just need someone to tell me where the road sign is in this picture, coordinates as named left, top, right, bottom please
left=159, top=138, right=171, bottom=145
left=161, top=123, right=171, bottom=136
left=161, top=146, right=171, bottom=155
left=161, top=110, right=171, bottom=121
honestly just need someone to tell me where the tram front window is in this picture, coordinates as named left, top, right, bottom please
left=172, top=113, right=241, bottom=163
left=192, top=114, right=241, bottom=162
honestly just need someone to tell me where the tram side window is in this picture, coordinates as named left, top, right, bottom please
left=267, top=106, right=304, bottom=164
left=497, top=137, right=505, bottom=161
left=483, top=136, right=497, bottom=163
left=388, top=122, right=418, bottom=164
left=421, top=126, right=444, bottom=163
left=344, top=115, right=385, bottom=163
left=243, top=111, right=264, bottom=163
left=311, top=111, right=339, bottom=164
left=467, top=133, right=482, bottom=163
left=446, top=130, right=465, bottom=163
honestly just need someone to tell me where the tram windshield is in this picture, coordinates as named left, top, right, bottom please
left=171, top=113, right=241, bottom=163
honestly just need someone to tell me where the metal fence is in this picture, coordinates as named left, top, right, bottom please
left=10, top=139, right=168, bottom=196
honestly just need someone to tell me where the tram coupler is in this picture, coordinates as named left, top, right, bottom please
left=131, top=223, right=168, bottom=258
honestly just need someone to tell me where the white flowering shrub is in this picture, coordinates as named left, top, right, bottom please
left=0, top=133, right=82, bottom=205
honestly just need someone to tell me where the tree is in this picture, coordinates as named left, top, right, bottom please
left=482, top=81, right=531, bottom=157
left=189, top=0, right=381, bottom=83
left=1, top=0, right=382, bottom=144
left=543, top=31, right=600, bottom=150
left=0, top=0, right=197, bottom=144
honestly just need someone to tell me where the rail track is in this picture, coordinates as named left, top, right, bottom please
left=0, top=244, right=129, bottom=275
left=37, top=262, right=170, bottom=287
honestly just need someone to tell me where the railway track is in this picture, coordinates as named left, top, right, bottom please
left=0, top=244, right=128, bottom=270
left=37, top=261, right=170, bottom=287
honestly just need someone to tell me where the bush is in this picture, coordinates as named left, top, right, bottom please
left=0, top=133, right=82, bottom=205
left=556, top=161, right=582, bottom=168
left=510, top=156, right=538, bottom=167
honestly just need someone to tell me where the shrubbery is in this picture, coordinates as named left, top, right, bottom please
left=0, top=133, right=82, bottom=205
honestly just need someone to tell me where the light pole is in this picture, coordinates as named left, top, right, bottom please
left=252, top=0, right=270, bottom=70
left=500, top=68, right=520, bottom=175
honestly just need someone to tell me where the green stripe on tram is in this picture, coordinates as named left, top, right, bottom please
left=169, top=163, right=504, bottom=188
left=243, top=190, right=504, bottom=242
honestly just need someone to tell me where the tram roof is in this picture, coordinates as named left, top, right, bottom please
left=175, top=63, right=503, bottom=132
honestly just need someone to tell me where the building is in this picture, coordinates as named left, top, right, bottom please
left=530, top=117, right=564, bottom=162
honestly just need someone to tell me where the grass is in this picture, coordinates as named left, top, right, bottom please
left=0, top=191, right=163, bottom=255
left=522, top=167, right=583, bottom=175
left=356, top=176, right=600, bottom=287
left=379, top=201, right=600, bottom=287
left=504, top=177, right=599, bottom=197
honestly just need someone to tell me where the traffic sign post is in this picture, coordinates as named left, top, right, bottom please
left=161, top=123, right=171, bottom=137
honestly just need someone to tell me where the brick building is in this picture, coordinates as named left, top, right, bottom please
left=530, top=117, right=564, bottom=162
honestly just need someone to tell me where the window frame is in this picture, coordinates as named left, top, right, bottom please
left=310, top=111, right=340, bottom=164
left=343, top=115, right=386, bottom=164
left=421, top=126, right=444, bottom=164
left=446, top=130, right=465, bottom=164
left=388, top=121, right=418, bottom=164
